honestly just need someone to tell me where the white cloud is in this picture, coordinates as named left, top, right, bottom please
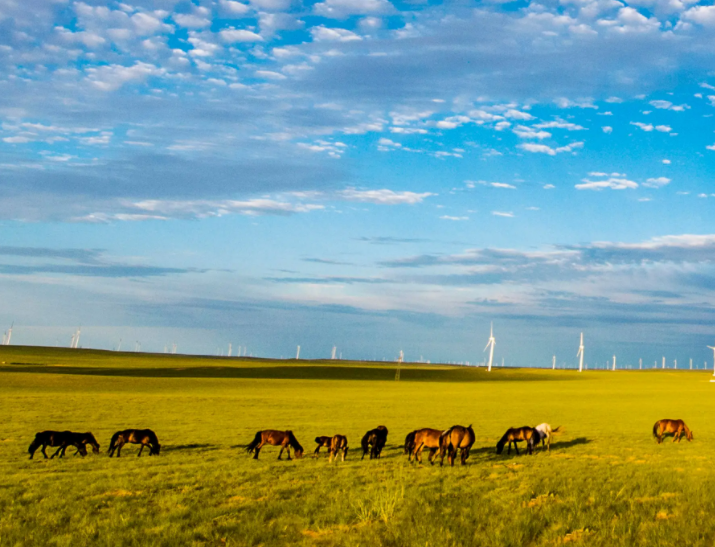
left=650, top=100, right=689, bottom=111
left=683, top=5, right=715, bottom=26
left=543, top=184, right=556, bottom=189
left=631, top=121, right=654, bottom=131
left=519, top=142, right=584, bottom=155
left=576, top=177, right=638, bottom=190
left=491, top=182, right=516, bottom=189
left=313, top=0, right=393, bottom=18
left=310, top=26, right=362, bottom=41
left=440, top=215, right=469, bottom=221
left=219, top=0, right=252, bottom=15
left=219, top=28, right=264, bottom=42
left=174, top=13, right=211, bottom=28
left=602, top=126, right=613, bottom=133
left=85, top=62, right=164, bottom=91
left=513, top=125, right=551, bottom=139
left=339, top=188, right=434, bottom=204
left=534, top=120, right=586, bottom=130
left=503, top=109, right=535, bottom=120
left=436, top=115, right=471, bottom=129
left=492, top=211, right=514, bottom=217
left=662, top=159, right=671, bottom=164
left=255, top=70, right=286, bottom=80
left=643, top=177, right=671, bottom=188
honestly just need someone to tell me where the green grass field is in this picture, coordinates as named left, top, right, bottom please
left=2, top=346, right=715, bottom=546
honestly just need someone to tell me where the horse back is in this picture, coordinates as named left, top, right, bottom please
left=415, top=428, right=443, bottom=448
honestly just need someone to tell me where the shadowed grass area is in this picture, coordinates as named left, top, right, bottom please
left=2, top=346, right=714, bottom=546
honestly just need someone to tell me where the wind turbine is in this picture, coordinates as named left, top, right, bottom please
left=484, top=323, right=496, bottom=372
left=577, top=332, right=584, bottom=373
left=228, top=343, right=232, bottom=357
left=552, top=355, right=556, bottom=370
left=639, top=358, right=642, bottom=370
left=331, top=346, right=337, bottom=360
left=612, top=354, right=616, bottom=371
left=707, top=343, right=715, bottom=381
left=662, top=356, right=665, bottom=369
left=296, top=345, right=301, bottom=360
left=3, top=323, right=13, bottom=346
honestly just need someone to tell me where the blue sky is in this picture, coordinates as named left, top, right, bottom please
left=2, top=0, right=715, bottom=367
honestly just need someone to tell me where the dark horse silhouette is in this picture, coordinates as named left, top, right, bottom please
left=361, top=425, right=388, bottom=460
left=246, top=430, right=304, bottom=460
left=653, top=419, right=693, bottom=444
left=29, top=431, right=100, bottom=459
left=439, top=425, right=475, bottom=466
left=313, top=436, right=332, bottom=457
left=496, top=426, right=539, bottom=455
left=108, top=429, right=161, bottom=457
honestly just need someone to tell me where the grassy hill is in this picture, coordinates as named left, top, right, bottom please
left=1, top=346, right=713, bottom=546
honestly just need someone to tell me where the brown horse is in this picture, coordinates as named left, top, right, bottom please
left=409, top=428, right=443, bottom=464
left=108, top=429, right=161, bottom=457
left=28, top=431, right=100, bottom=459
left=361, top=425, right=388, bottom=459
left=246, top=430, right=304, bottom=460
left=328, top=434, right=349, bottom=462
left=439, top=425, right=475, bottom=466
left=653, top=419, right=693, bottom=444
left=313, top=436, right=332, bottom=457
left=496, top=426, right=538, bottom=455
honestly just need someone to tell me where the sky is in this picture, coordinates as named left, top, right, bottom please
left=2, top=0, right=715, bottom=367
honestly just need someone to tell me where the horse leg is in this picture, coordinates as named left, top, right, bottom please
left=429, top=447, right=438, bottom=465
left=117, top=441, right=124, bottom=457
left=41, top=445, right=48, bottom=459
left=50, top=446, right=63, bottom=459
left=253, top=441, right=264, bottom=459
left=514, top=442, right=520, bottom=456
left=277, top=445, right=284, bottom=460
left=329, top=448, right=334, bottom=463
left=313, top=446, right=321, bottom=458
left=286, top=445, right=292, bottom=461
left=138, top=444, right=144, bottom=456
left=342, top=447, right=347, bottom=462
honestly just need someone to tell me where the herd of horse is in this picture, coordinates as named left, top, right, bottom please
left=28, top=419, right=693, bottom=465
left=28, top=429, right=161, bottom=459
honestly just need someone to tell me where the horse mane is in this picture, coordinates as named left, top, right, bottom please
left=287, top=430, right=303, bottom=452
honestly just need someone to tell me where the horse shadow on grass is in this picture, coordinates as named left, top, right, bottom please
left=163, top=443, right=220, bottom=453
left=477, top=437, right=592, bottom=461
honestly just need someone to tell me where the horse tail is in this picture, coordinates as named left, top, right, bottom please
left=108, top=431, right=121, bottom=453
left=551, top=426, right=562, bottom=435
left=246, top=431, right=262, bottom=453
left=404, top=431, right=416, bottom=454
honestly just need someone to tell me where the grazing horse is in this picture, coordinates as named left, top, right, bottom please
left=534, top=423, right=562, bottom=452
left=108, top=429, right=161, bottom=457
left=438, top=425, right=475, bottom=466
left=653, top=419, right=693, bottom=444
left=409, top=428, right=443, bottom=464
left=361, top=425, right=388, bottom=460
left=496, top=426, right=539, bottom=455
left=328, top=434, right=349, bottom=463
left=404, top=430, right=417, bottom=456
left=313, top=436, right=333, bottom=457
left=246, top=430, right=303, bottom=460
left=28, top=431, right=99, bottom=459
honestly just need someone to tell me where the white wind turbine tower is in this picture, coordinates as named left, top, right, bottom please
left=228, top=343, right=232, bottom=357
left=3, top=323, right=13, bottom=346
left=331, top=346, right=337, bottom=360
left=484, top=323, right=496, bottom=372
left=707, top=342, right=715, bottom=382
left=612, top=354, right=616, bottom=371
left=577, top=332, right=585, bottom=372
left=296, top=345, right=301, bottom=359
left=552, top=355, right=556, bottom=370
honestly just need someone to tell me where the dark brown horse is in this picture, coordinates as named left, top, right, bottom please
left=496, top=426, right=538, bottom=455
left=439, top=425, right=475, bottom=466
left=313, top=436, right=332, bottom=457
left=653, top=419, right=693, bottom=444
left=108, top=429, right=161, bottom=457
left=329, top=434, right=349, bottom=462
left=409, top=428, right=443, bottom=464
left=28, top=431, right=100, bottom=459
left=246, top=430, right=303, bottom=460
left=361, top=425, right=388, bottom=460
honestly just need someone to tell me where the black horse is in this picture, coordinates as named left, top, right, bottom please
left=361, top=425, right=388, bottom=459
left=28, top=431, right=100, bottom=459
left=108, top=429, right=161, bottom=457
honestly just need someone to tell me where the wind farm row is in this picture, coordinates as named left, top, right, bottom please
left=3, top=322, right=714, bottom=375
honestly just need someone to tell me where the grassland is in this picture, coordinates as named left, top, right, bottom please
left=2, top=346, right=715, bottom=546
